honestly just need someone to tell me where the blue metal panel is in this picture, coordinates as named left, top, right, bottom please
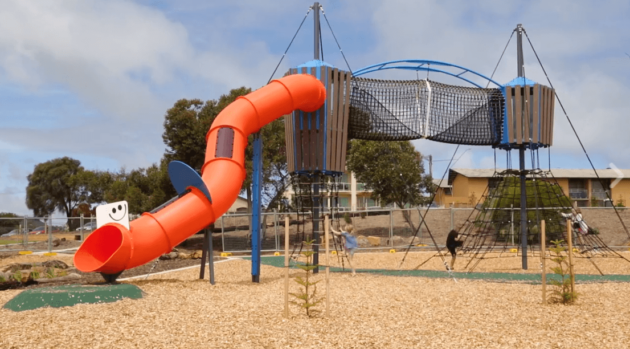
left=251, top=132, right=263, bottom=282
left=353, top=60, right=502, bottom=88
left=167, top=161, right=212, bottom=203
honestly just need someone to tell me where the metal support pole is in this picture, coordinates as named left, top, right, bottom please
left=450, top=208, right=454, bottom=231
left=251, top=132, right=263, bottom=283
left=516, top=24, right=528, bottom=269
left=541, top=220, right=547, bottom=304
left=313, top=2, right=320, bottom=60
left=311, top=2, right=321, bottom=273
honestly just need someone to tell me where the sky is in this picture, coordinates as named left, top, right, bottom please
left=0, top=0, right=629, bottom=216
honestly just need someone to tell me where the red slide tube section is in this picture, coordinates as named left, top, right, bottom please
left=74, top=74, right=326, bottom=273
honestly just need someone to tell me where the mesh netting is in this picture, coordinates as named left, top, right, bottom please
left=456, top=169, right=629, bottom=273
left=348, top=78, right=504, bottom=145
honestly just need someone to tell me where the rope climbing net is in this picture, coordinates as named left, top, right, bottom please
left=348, top=77, right=505, bottom=145
left=456, top=169, right=630, bottom=274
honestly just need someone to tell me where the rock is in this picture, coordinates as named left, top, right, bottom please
left=356, top=235, right=370, bottom=248
left=52, top=238, right=61, bottom=247
left=401, top=236, right=420, bottom=246
left=178, top=252, right=191, bottom=260
left=61, top=237, right=66, bottom=242
left=12, top=270, right=33, bottom=283
left=191, top=250, right=204, bottom=259
left=1, top=263, right=33, bottom=273
left=35, top=273, right=82, bottom=284
left=43, top=260, right=68, bottom=269
left=387, top=236, right=404, bottom=246
left=159, top=252, right=178, bottom=260
left=367, top=236, right=381, bottom=247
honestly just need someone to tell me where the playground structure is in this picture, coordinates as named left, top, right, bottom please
left=71, top=2, right=630, bottom=282
left=73, top=74, right=326, bottom=278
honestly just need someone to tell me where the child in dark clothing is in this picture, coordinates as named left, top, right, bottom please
left=446, top=229, right=463, bottom=270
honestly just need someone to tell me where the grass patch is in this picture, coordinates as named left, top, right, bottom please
left=0, top=239, right=15, bottom=245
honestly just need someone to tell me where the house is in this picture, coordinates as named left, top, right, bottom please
left=284, top=172, right=379, bottom=211
left=435, top=168, right=630, bottom=208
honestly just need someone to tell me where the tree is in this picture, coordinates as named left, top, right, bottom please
left=346, top=140, right=432, bottom=232
left=161, top=89, right=290, bottom=215
left=0, top=212, right=20, bottom=235
left=25, top=157, right=112, bottom=225
left=103, top=162, right=170, bottom=214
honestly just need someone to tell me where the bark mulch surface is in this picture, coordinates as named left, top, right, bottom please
left=1, top=253, right=630, bottom=348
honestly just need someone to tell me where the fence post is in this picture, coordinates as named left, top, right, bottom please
left=510, top=204, right=514, bottom=245
left=80, top=214, right=85, bottom=242
left=46, top=216, right=52, bottom=253
left=220, top=215, right=225, bottom=252
left=419, top=211, right=423, bottom=241
left=23, top=216, right=27, bottom=247
left=274, top=209, right=279, bottom=251
left=389, top=209, right=394, bottom=247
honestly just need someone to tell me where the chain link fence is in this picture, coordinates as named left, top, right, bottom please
left=2, top=207, right=628, bottom=254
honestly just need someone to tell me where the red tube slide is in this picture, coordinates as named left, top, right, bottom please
left=74, top=74, right=326, bottom=274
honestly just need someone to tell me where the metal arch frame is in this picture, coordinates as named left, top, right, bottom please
left=352, top=60, right=502, bottom=88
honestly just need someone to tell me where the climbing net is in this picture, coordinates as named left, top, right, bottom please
left=348, top=78, right=504, bottom=145
left=456, top=169, right=630, bottom=274
left=289, top=173, right=350, bottom=269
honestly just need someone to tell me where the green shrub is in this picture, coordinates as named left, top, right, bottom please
left=290, top=237, right=323, bottom=317
left=11, top=270, right=22, bottom=282
left=46, top=268, right=55, bottom=278
left=0, top=275, right=5, bottom=282
left=343, top=213, right=352, bottom=224
left=547, top=239, right=578, bottom=304
left=30, top=270, right=40, bottom=280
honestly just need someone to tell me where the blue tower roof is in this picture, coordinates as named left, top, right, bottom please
left=504, top=77, right=537, bottom=87
left=297, top=60, right=334, bottom=69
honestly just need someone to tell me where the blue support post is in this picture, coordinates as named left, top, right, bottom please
left=251, top=132, right=263, bottom=283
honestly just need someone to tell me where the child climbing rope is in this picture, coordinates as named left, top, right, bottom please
left=330, top=224, right=357, bottom=276
left=446, top=229, right=464, bottom=270
left=561, top=208, right=589, bottom=235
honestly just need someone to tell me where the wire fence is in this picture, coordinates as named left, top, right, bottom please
left=1, top=207, right=629, bottom=254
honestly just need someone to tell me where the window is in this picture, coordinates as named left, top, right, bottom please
left=568, top=179, right=587, bottom=200
left=591, top=179, right=610, bottom=200
left=339, top=197, right=350, bottom=208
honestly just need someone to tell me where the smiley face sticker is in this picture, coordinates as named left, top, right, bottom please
left=96, top=200, right=130, bottom=230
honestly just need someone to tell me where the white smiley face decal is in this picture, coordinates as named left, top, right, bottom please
left=109, top=203, right=127, bottom=221
left=96, top=200, right=130, bottom=230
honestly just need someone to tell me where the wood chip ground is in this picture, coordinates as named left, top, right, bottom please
left=1, top=252, right=630, bottom=348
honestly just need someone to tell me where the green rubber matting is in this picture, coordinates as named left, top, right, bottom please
left=3, top=284, right=144, bottom=312
left=247, top=256, right=630, bottom=284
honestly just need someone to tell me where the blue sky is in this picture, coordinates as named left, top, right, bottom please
left=0, top=0, right=629, bottom=216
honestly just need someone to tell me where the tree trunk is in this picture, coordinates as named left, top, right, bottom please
left=400, top=205, right=417, bottom=234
